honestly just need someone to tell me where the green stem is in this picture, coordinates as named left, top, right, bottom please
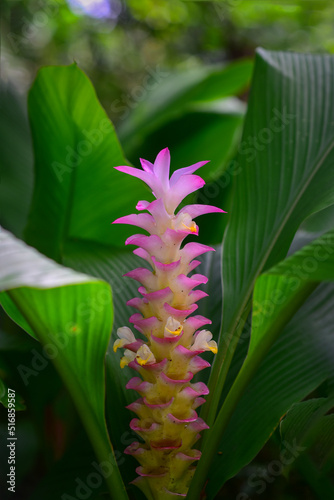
left=187, top=281, right=317, bottom=500
left=200, top=300, right=251, bottom=430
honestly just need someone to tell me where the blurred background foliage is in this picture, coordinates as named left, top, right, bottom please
left=2, top=0, right=334, bottom=116
left=1, top=1, right=334, bottom=500
left=2, top=0, right=334, bottom=240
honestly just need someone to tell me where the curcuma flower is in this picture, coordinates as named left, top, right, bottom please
left=113, top=148, right=225, bottom=499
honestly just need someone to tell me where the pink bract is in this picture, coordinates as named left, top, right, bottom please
left=112, top=148, right=225, bottom=499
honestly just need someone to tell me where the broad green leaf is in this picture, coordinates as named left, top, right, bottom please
left=118, top=59, right=252, bottom=162
left=124, top=108, right=245, bottom=183
left=206, top=49, right=334, bottom=426
left=63, top=240, right=144, bottom=489
left=25, top=64, right=149, bottom=261
left=281, top=397, right=333, bottom=446
left=248, top=228, right=334, bottom=356
left=63, top=245, right=140, bottom=401
left=0, top=229, right=128, bottom=500
left=306, top=417, right=334, bottom=472
left=280, top=395, right=334, bottom=472
left=300, top=204, right=334, bottom=235
left=280, top=395, right=334, bottom=497
left=206, top=283, right=334, bottom=498
left=191, top=229, right=334, bottom=498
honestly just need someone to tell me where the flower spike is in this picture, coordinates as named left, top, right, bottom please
left=113, top=148, right=225, bottom=499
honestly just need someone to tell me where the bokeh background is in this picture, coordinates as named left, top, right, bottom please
left=1, top=1, right=334, bottom=499
left=2, top=0, right=334, bottom=115
left=2, top=0, right=334, bottom=239
left=2, top=0, right=334, bottom=99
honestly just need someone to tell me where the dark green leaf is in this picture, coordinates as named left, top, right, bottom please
left=0, top=83, right=33, bottom=238
left=0, top=229, right=128, bottom=500
left=0, top=378, right=26, bottom=411
left=206, top=282, right=334, bottom=498
left=207, top=48, right=334, bottom=426
left=124, top=109, right=245, bottom=183
left=197, top=229, right=334, bottom=498
left=280, top=394, right=334, bottom=472
left=25, top=64, right=149, bottom=261
left=118, top=59, right=253, bottom=155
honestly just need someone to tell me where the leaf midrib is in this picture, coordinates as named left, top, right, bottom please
left=59, top=121, right=81, bottom=263
left=212, top=135, right=334, bottom=407
left=226, top=135, right=334, bottom=340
